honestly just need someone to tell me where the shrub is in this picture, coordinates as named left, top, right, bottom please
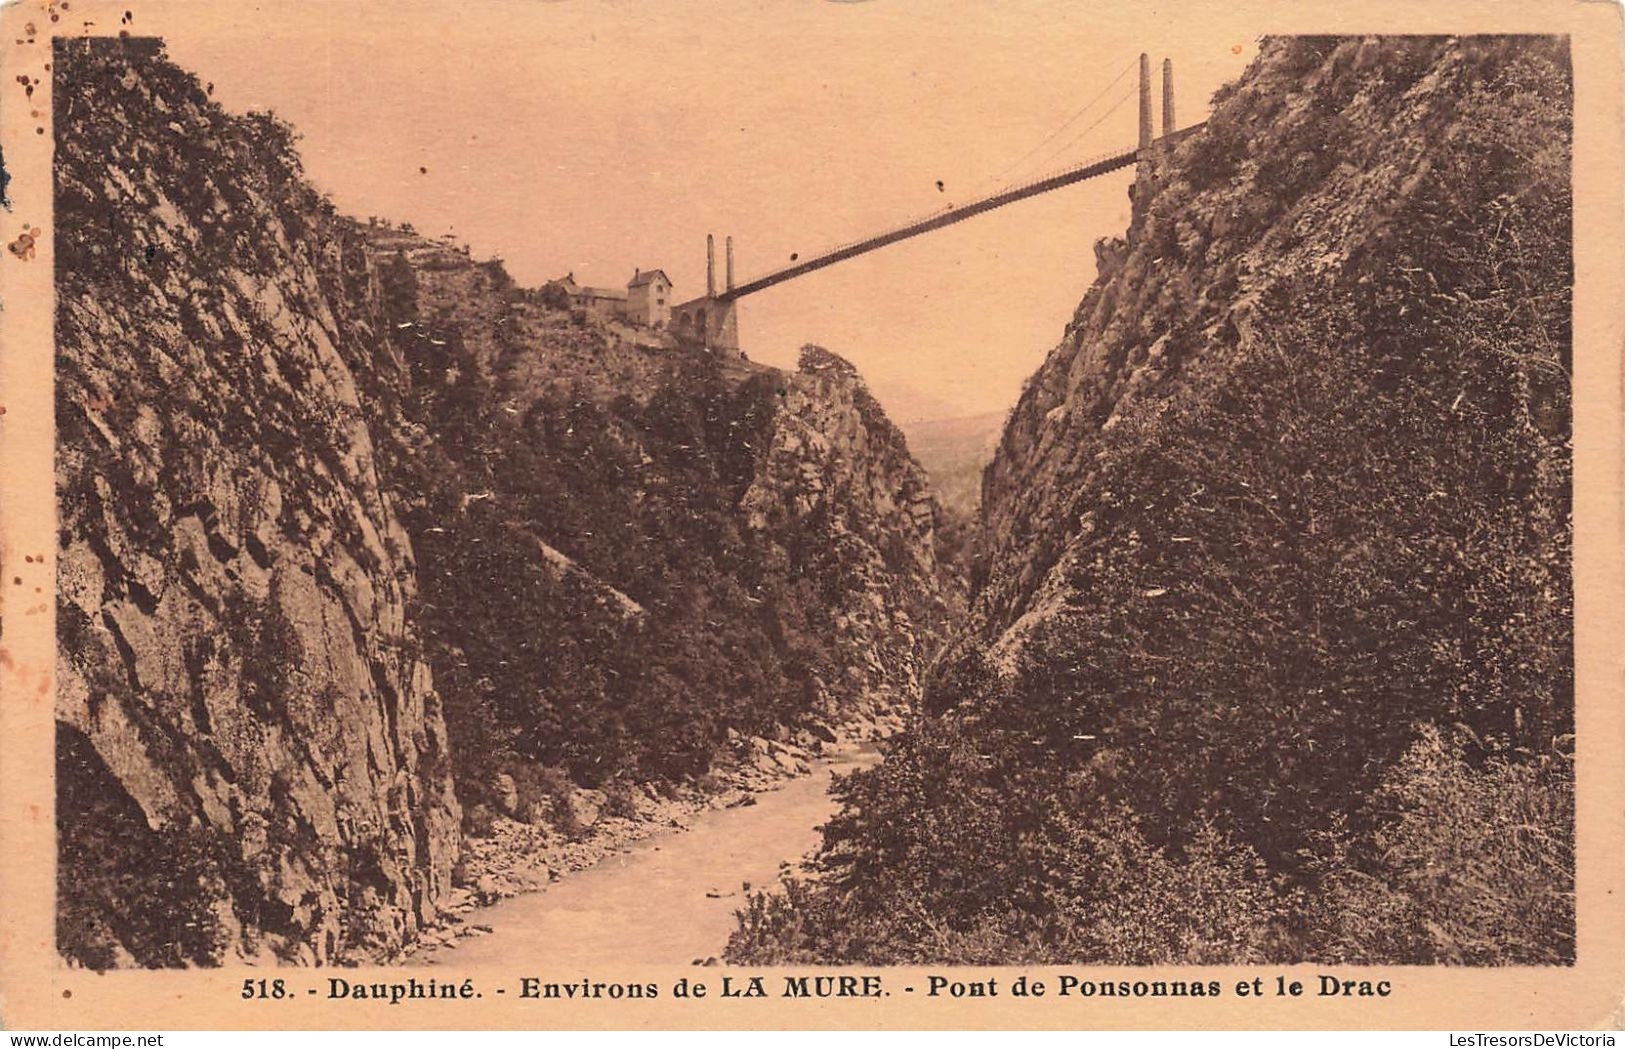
left=461, top=804, right=496, bottom=839
left=539, top=283, right=570, bottom=310
left=1300, top=726, right=1574, bottom=964
left=603, top=780, right=641, bottom=820
left=503, top=763, right=576, bottom=829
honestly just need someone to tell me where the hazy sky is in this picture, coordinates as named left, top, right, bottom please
left=145, top=1, right=1259, bottom=424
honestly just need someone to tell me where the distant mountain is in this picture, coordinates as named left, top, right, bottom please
left=900, top=411, right=1006, bottom=517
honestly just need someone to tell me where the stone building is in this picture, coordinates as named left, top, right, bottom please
left=575, top=280, right=628, bottom=320
left=625, top=268, right=672, bottom=328
left=544, top=269, right=672, bottom=328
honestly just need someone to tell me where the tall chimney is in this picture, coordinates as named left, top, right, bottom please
left=1162, top=58, right=1175, bottom=137
left=706, top=234, right=716, bottom=298
left=1138, top=52, right=1152, bottom=151
left=725, top=236, right=735, bottom=292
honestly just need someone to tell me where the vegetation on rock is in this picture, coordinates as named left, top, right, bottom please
left=729, top=35, right=1574, bottom=966
left=54, top=36, right=954, bottom=966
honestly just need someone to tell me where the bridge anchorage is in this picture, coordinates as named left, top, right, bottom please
left=670, top=53, right=1198, bottom=351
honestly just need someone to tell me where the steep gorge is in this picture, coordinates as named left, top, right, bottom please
left=54, top=37, right=954, bottom=967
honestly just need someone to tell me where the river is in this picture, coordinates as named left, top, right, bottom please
left=411, top=743, right=879, bottom=967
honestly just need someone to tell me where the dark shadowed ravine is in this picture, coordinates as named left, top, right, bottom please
left=411, top=745, right=880, bottom=967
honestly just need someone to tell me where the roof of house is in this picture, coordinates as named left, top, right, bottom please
left=628, top=268, right=671, bottom=288
left=579, top=286, right=627, bottom=300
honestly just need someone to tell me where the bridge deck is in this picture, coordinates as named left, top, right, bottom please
left=721, top=124, right=1204, bottom=301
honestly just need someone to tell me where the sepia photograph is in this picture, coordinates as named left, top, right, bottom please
left=1, top=0, right=1621, bottom=1033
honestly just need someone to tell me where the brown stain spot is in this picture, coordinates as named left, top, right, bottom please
left=23, top=555, right=32, bottom=564
left=1231, top=44, right=1242, bottom=54
left=62, top=989, right=71, bottom=1000
left=0, top=648, right=13, bottom=669
left=37, top=675, right=50, bottom=696
left=8, top=227, right=41, bottom=260
left=28, top=804, right=40, bottom=821
left=11, top=578, right=20, bottom=586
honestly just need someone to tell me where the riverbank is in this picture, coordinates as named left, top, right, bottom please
left=401, top=731, right=889, bottom=964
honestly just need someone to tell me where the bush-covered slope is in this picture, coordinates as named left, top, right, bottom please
left=55, top=36, right=955, bottom=966
left=382, top=266, right=955, bottom=797
left=346, top=221, right=954, bottom=793
left=729, top=35, right=1573, bottom=965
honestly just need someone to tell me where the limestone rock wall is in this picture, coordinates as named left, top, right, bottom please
left=741, top=346, right=951, bottom=721
left=54, top=36, right=459, bottom=967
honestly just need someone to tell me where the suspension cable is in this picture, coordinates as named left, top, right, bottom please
left=989, top=55, right=1138, bottom=187
left=1018, top=80, right=1138, bottom=178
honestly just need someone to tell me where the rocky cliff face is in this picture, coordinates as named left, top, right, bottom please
left=54, top=37, right=459, bottom=967
left=970, top=36, right=1571, bottom=677
left=54, top=37, right=953, bottom=966
left=740, top=346, right=948, bottom=720
left=944, top=33, right=1573, bottom=856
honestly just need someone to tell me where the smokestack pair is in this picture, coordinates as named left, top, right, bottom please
left=707, top=234, right=734, bottom=297
left=1138, top=53, right=1176, bottom=147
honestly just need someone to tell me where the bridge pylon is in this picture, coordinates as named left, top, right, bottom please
left=1162, top=57, right=1176, bottom=138
left=1138, top=52, right=1153, bottom=151
left=672, top=231, right=741, bottom=351
left=1132, top=53, right=1178, bottom=224
left=1133, top=52, right=1154, bottom=223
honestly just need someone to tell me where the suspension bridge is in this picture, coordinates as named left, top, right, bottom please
left=670, top=53, right=1201, bottom=349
